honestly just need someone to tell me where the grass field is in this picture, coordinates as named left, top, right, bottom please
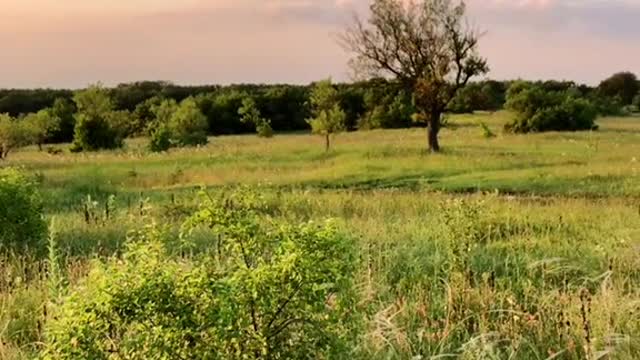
left=2, top=112, right=640, bottom=359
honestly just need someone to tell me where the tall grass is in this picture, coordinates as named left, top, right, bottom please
left=1, top=112, right=639, bottom=358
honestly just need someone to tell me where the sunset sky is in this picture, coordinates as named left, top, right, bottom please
left=1, top=0, right=639, bottom=88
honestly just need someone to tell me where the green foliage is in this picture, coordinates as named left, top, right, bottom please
left=48, top=98, right=76, bottom=143
left=238, top=97, right=274, bottom=138
left=359, top=88, right=414, bottom=130
left=70, top=85, right=126, bottom=152
left=148, top=99, right=177, bottom=152
left=147, top=97, right=208, bottom=151
left=478, top=121, right=495, bottom=138
left=505, top=83, right=598, bottom=133
left=22, top=110, right=61, bottom=150
left=592, top=97, right=621, bottom=116
left=0, top=168, right=47, bottom=252
left=148, top=123, right=172, bottom=152
left=44, top=188, right=359, bottom=359
left=449, top=81, right=507, bottom=114
left=308, top=79, right=347, bottom=150
left=132, top=96, right=164, bottom=136
left=598, top=72, right=639, bottom=105
left=632, top=94, right=640, bottom=112
left=168, top=97, right=209, bottom=147
left=0, top=89, right=72, bottom=117
left=0, top=113, right=32, bottom=159
left=200, top=90, right=251, bottom=135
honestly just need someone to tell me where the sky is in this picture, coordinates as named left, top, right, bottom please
left=1, top=0, right=639, bottom=88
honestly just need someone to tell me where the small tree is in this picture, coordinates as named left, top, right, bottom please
left=71, top=84, right=125, bottom=152
left=598, top=72, right=639, bottom=105
left=238, top=97, right=273, bottom=138
left=0, top=168, right=47, bottom=252
left=22, top=110, right=61, bottom=150
left=168, top=97, right=208, bottom=147
left=341, top=0, right=488, bottom=152
left=307, top=79, right=347, bottom=151
left=49, top=98, right=76, bottom=143
left=0, top=114, right=31, bottom=160
left=132, top=96, right=164, bottom=136
left=148, top=98, right=208, bottom=152
left=148, top=99, right=178, bottom=152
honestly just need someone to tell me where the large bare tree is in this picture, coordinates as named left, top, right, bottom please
left=341, top=0, right=488, bottom=152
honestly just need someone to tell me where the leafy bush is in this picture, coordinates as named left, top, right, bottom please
left=238, top=97, right=274, bottom=138
left=48, top=97, right=77, bottom=143
left=44, top=188, right=359, bottom=359
left=505, top=83, right=598, bottom=133
left=358, top=89, right=414, bottom=130
left=21, top=109, right=61, bottom=150
left=0, top=113, right=32, bottom=159
left=167, top=97, right=208, bottom=146
left=0, top=168, right=47, bottom=252
left=147, top=97, right=208, bottom=152
left=148, top=123, right=172, bottom=152
left=597, top=72, right=639, bottom=105
left=70, top=85, right=126, bottom=152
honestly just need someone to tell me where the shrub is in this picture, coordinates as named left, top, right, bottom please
left=148, top=123, right=171, bottom=152
left=597, top=71, right=639, bottom=105
left=70, top=85, right=126, bottom=151
left=48, top=97, right=77, bottom=143
left=167, top=97, right=208, bottom=146
left=0, top=113, right=32, bottom=159
left=238, top=97, right=274, bottom=138
left=44, top=188, right=359, bottom=359
left=504, top=84, right=598, bottom=133
left=147, top=98, right=208, bottom=152
left=21, top=109, right=61, bottom=150
left=590, top=95, right=624, bottom=116
left=256, top=121, right=274, bottom=138
left=0, top=168, right=47, bottom=252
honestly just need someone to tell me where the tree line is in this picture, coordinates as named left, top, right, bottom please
left=0, top=72, right=637, bottom=157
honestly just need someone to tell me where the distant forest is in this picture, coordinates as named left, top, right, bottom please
left=1, top=73, right=638, bottom=144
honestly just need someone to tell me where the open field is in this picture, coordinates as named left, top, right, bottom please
left=2, top=112, right=640, bottom=359
left=7, top=112, right=640, bottom=210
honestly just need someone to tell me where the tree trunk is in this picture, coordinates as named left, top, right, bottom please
left=325, top=134, right=330, bottom=152
left=427, top=111, right=441, bottom=152
left=38, top=142, right=43, bottom=151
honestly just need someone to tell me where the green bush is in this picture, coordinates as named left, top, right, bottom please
left=44, top=188, right=359, bottom=359
left=505, top=84, right=598, bottom=133
left=148, top=124, right=172, bottom=152
left=148, top=97, right=208, bottom=152
left=0, top=113, right=32, bottom=159
left=256, top=122, right=274, bottom=138
left=0, top=168, right=47, bottom=252
left=70, top=85, right=126, bottom=152
left=167, top=98, right=208, bottom=146
left=238, top=97, right=274, bottom=138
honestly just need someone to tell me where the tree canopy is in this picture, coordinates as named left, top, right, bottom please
left=341, top=0, right=488, bottom=151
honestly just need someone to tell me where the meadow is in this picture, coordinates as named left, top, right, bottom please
left=1, top=112, right=640, bottom=359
